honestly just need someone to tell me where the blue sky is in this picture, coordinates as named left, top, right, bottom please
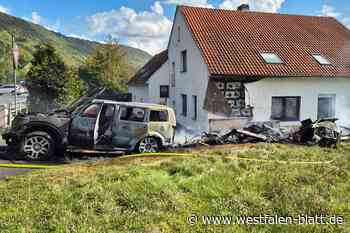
left=0, top=0, right=349, bottom=54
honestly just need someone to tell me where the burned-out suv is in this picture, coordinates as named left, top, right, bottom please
left=3, top=90, right=176, bottom=161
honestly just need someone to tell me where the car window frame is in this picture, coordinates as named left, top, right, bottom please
left=118, top=106, right=146, bottom=123
left=149, top=109, right=169, bottom=122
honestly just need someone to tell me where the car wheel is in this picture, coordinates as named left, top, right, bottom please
left=21, top=131, right=55, bottom=161
left=137, top=137, right=160, bottom=153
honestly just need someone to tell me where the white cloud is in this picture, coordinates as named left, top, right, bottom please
left=45, top=19, right=61, bottom=32
left=321, top=4, right=341, bottom=18
left=164, top=0, right=213, bottom=8
left=87, top=1, right=172, bottom=54
left=31, top=12, right=42, bottom=24
left=67, top=34, right=94, bottom=41
left=343, top=17, right=350, bottom=28
left=219, top=0, right=285, bottom=12
left=23, top=13, right=61, bottom=32
left=0, top=5, right=10, bottom=14
left=151, top=1, right=164, bottom=15
left=320, top=4, right=349, bottom=29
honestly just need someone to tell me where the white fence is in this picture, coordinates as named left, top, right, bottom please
left=0, top=100, right=27, bottom=128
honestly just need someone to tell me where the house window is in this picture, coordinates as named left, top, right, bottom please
left=171, top=62, right=176, bottom=87
left=181, top=94, right=187, bottom=117
left=177, top=26, right=181, bottom=42
left=260, top=52, right=284, bottom=64
left=181, top=50, right=187, bottom=72
left=312, top=53, right=331, bottom=65
left=271, top=96, right=300, bottom=121
left=160, top=85, right=169, bottom=98
left=317, top=94, right=336, bottom=119
left=192, top=95, right=197, bottom=120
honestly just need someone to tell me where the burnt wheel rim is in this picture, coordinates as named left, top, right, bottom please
left=24, top=135, right=50, bottom=160
left=138, top=137, right=158, bottom=153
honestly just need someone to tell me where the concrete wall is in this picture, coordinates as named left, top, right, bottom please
left=246, top=77, right=350, bottom=126
left=168, top=10, right=211, bottom=132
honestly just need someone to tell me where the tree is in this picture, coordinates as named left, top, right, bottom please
left=27, top=44, right=67, bottom=113
left=66, top=67, right=86, bottom=104
left=0, top=40, right=12, bottom=83
left=79, top=38, right=129, bottom=92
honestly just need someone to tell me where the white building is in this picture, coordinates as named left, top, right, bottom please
left=128, top=5, right=350, bottom=132
left=128, top=50, right=169, bottom=105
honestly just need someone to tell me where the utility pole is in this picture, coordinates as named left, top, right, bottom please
left=11, top=34, right=18, bottom=115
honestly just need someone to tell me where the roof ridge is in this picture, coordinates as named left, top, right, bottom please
left=179, top=5, right=336, bottom=20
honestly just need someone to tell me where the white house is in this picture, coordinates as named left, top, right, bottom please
left=129, top=4, right=350, bottom=133
left=128, top=50, right=169, bottom=105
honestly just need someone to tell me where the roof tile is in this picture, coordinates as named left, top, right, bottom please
left=128, top=50, right=168, bottom=85
left=180, top=6, right=350, bottom=78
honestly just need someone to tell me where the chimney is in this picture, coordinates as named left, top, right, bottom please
left=237, top=4, right=250, bottom=12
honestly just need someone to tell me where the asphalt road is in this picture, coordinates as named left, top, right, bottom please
left=0, top=146, right=37, bottom=180
left=0, top=158, right=34, bottom=180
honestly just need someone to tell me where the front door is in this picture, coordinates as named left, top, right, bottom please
left=69, top=102, right=102, bottom=147
left=113, top=106, right=148, bottom=147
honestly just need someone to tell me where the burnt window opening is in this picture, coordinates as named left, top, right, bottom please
left=271, top=96, right=301, bottom=121
left=181, top=94, right=187, bottom=117
left=150, top=110, right=169, bottom=122
left=181, top=50, right=187, bottom=72
left=192, top=95, right=198, bottom=120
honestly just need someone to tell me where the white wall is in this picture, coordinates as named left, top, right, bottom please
left=246, top=77, right=350, bottom=126
left=128, top=61, right=170, bottom=105
left=168, top=10, right=211, bottom=132
left=128, top=85, right=149, bottom=102
left=147, top=61, right=170, bottom=105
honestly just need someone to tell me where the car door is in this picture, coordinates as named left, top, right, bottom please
left=112, top=106, right=148, bottom=147
left=148, top=109, right=173, bottom=141
left=69, top=102, right=102, bottom=147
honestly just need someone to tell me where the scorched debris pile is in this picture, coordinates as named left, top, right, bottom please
left=181, top=118, right=347, bottom=148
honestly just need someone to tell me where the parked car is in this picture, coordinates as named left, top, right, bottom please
left=0, top=84, right=28, bottom=95
left=2, top=89, right=176, bottom=160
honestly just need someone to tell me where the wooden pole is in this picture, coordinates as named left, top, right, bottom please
left=11, top=34, right=17, bottom=115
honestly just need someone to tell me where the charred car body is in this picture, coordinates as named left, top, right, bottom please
left=2, top=89, right=176, bottom=160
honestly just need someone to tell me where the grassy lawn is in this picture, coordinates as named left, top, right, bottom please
left=0, top=143, right=350, bottom=233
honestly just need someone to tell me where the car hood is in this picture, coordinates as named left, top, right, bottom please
left=11, top=111, right=71, bottom=131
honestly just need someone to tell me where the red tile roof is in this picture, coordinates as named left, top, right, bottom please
left=179, top=6, right=350, bottom=78
left=128, top=50, right=168, bottom=85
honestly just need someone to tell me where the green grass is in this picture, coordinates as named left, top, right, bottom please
left=1, top=143, right=350, bottom=233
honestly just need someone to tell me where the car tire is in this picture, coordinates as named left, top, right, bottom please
left=136, top=137, right=160, bottom=153
left=20, top=131, right=56, bottom=161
